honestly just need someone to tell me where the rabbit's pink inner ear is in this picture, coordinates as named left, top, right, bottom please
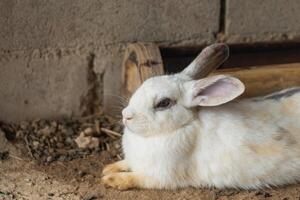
left=193, top=76, right=245, bottom=106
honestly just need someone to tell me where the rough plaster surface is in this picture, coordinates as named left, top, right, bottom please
left=225, top=0, right=300, bottom=43
left=0, top=0, right=220, bottom=121
left=0, top=0, right=219, bottom=50
left=0, top=49, right=93, bottom=122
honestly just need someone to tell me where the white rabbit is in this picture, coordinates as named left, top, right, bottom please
left=101, top=43, right=300, bottom=190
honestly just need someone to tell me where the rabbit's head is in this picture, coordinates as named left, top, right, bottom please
left=122, top=44, right=245, bottom=137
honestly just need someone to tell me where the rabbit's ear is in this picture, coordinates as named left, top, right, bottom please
left=185, top=75, right=245, bottom=107
left=180, top=43, right=229, bottom=80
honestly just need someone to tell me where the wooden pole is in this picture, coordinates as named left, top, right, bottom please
left=122, top=43, right=164, bottom=95
left=213, top=63, right=300, bottom=98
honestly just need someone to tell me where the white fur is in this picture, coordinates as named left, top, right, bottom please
left=121, top=54, right=300, bottom=190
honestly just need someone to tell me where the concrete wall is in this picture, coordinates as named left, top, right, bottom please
left=225, top=0, right=300, bottom=43
left=0, top=0, right=299, bottom=122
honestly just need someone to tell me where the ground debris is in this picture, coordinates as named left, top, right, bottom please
left=0, top=114, right=123, bottom=164
left=255, top=190, right=272, bottom=198
left=0, top=151, right=9, bottom=160
left=82, top=194, right=98, bottom=200
left=75, top=131, right=100, bottom=149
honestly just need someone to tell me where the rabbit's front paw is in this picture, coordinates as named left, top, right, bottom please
left=101, top=172, right=137, bottom=190
left=102, top=160, right=130, bottom=176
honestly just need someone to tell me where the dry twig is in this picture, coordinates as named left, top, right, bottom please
left=24, top=134, right=34, bottom=159
left=100, top=128, right=122, bottom=138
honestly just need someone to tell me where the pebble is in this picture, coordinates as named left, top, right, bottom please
left=84, top=127, right=94, bottom=136
left=58, top=155, right=67, bottom=161
left=49, top=148, right=54, bottom=154
left=40, top=126, right=52, bottom=136
left=26, top=182, right=34, bottom=186
left=114, top=142, right=121, bottom=149
left=46, top=156, right=54, bottom=163
left=20, top=121, right=29, bottom=130
left=24, top=178, right=31, bottom=182
left=43, top=149, right=49, bottom=154
left=16, top=130, right=25, bottom=139
left=33, top=141, right=39, bottom=147
left=51, top=121, right=58, bottom=128
left=65, top=137, right=73, bottom=144
left=78, top=170, right=87, bottom=177
left=48, top=193, right=54, bottom=197
left=57, top=142, right=64, bottom=148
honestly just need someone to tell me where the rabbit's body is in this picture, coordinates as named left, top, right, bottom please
left=102, top=44, right=300, bottom=190
left=123, top=88, right=300, bottom=189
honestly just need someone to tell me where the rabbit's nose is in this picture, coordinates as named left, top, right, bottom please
left=122, top=108, right=134, bottom=120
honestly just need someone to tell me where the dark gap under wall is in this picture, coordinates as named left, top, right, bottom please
left=161, top=43, right=300, bottom=73
left=218, top=0, right=226, bottom=34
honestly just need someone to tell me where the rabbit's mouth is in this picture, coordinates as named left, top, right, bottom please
left=123, top=120, right=135, bottom=133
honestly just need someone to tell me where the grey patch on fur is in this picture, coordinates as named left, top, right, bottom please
left=273, top=126, right=296, bottom=145
left=263, top=87, right=300, bottom=100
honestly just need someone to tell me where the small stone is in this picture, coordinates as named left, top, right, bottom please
left=42, top=176, right=50, bottom=181
left=75, top=132, right=99, bottom=149
left=20, top=121, right=29, bottom=130
left=65, top=137, right=73, bottom=144
left=33, top=141, right=39, bottom=147
left=114, top=143, right=121, bottom=149
left=48, top=193, right=54, bottom=197
left=58, top=124, right=64, bottom=130
left=78, top=170, right=87, bottom=177
left=49, top=148, right=54, bottom=154
left=26, top=182, right=34, bottom=186
left=46, top=156, right=53, bottom=163
left=16, top=130, right=25, bottom=138
left=33, top=152, right=40, bottom=159
left=57, top=142, right=64, bottom=148
left=43, top=149, right=49, bottom=155
left=50, top=121, right=58, bottom=128
left=84, top=127, right=94, bottom=136
left=40, top=126, right=52, bottom=136
left=24, top=178, right=31, bottom=182
left=58, top=155, right=67, bottom=161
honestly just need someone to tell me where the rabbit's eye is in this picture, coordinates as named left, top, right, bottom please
left=154, top=98, right=174, bottom=110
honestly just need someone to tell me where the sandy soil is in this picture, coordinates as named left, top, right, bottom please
left=1, top=117, right=300, bottom=200
left=1, top=148, right=300, bottom=200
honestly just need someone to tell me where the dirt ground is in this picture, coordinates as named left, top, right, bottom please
left=1, top=118, right=300, bottom=200
left=1, top=147, right=300, bottom=200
